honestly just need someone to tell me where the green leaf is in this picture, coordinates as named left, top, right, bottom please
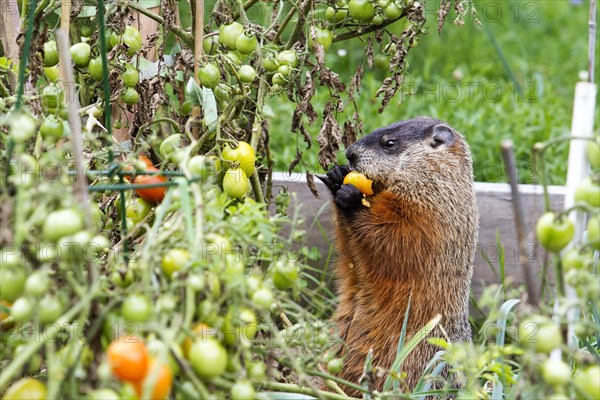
left=185, top=78, right=218, bottom=130
left=382, top=314, right=441, bottom=392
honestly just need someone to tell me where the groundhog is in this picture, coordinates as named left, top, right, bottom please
left=319, top=116, right=478, bottom=395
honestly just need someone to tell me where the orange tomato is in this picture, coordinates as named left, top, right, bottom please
left=343, top=171, right=374, bottom=195
left=133, top=170, right=167, bottom=204
left=138, top=155, right=155, bottom=169
left=133, top=357, right=173, bottom=400
left=107, top=337, right=149, bottom=382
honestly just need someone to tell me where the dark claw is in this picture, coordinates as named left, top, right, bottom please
left=318, top=165, right=351, bottom=195
left=335, top=184, right=363, bottom=214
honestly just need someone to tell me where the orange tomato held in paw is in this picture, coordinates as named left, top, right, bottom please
left=133, top=357, right=173, bottom=400
left=107, top=338, right=149, bottom=382
left=343, top=171, right=374, bottom=195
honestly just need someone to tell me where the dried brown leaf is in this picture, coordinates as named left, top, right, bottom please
left=306, top=172, right=320, bottom=199
left=317, top=103, right=342, bottom=169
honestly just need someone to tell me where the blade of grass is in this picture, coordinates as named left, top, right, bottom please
left=392, top=295, right=412, bottom=391
left=383, top=314, right=441, bottom=392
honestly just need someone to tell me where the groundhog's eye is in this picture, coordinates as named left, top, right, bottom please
left=383, top=139, right=397, bottom=148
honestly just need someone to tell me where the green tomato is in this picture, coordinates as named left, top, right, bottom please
left=235, top=32, right=258, bottom=54
left=561, top=248, right=588, bottom=271
left=159, top=134, right=182, bottom=162
left=587, top=136, right=600, bottom=169
left=203, top=35, right=219, bottom=55
left=39, top=295, right=63, bottom=324
left=348, top=0, right=375, bottom=22
left=385, top=2, right=402, bottom=19
left=121, top=88, right=140, bottom=105
left=251, top=287, right=274, bottom=310
left=122, top=65, right=140, bottom=87
left=309, top=27, right=333, bottom=52
left=574, top=365, right=600, bottom=400
left=214, top=83, right=233, bottom=102
left=271, top=72, right=287, bottom=86
left=371, top=14, right=384, bottom=25
left=3, top=378, right=47, bottom=400
left=237, top=65, right=256, bottom=83
left=261, top=55, right=279, bottom=72
left=219, top=22, right=244, bottom=50
left=231, top=381, right=255, bottom=400
left=519, top=317, right=562, bottom=353
left=44, top=65, right=60, bottom=83
left=88, top=56, right=104, bottom=82
left=11, top=297, right=33, bottom=322
left=574, top=177, right=600, bottom=207
left=327, top=358, right=344, bottom=374
left=109, top=30, right=122, bottom=48
left=70, top=42, right=91, bottom=68
left=588, top=215, right=599, bottom=250
left=161, top=248, right=190, bottom=277
left=222, top=141, right=256, bottom=177
left=276, top=50, right=298, bottom=67
left=9, top=112, right=37, bottom=143
left=181, top=100, right=193, bottom=116
left=223, top=308, right=257, bottom=345
left=374, top=54, right=390, bottom=70
left=25, top=271, right=49, bottom=298
left=225, top=50, right=242, bottom=65
left=188, top=155, right=219, bottom=181
left=79, top=21, right=93, bottom=38
left=326, top=6, right=349, bottom=23
left=0, top=266, right=26, bottom=302
left=43, top=40, right=59, bottom=67
left=536, top=212, right=575, bottom=252
left=541, top=359, right=571, bottom=387
left=87, top=389, right=120, bottom=400
left=121, top=294, right=152, bottom=322
left=122, top=26, right=143, bottom=56
left=270, top=260, right=299, bottom=290
left=277, top=64, right=291, bottom=76
left=189, top=338, right=228, bottom=378
left=111, top=268, right=134, bottom=288
left=123, top=197, right=152, bottom=224
left=39, top=115, right=65, bottom=142
left=223, top=168, right=249, bottom=199
left=41, top=84, right=64, bottom=110
left=43, top=208, right=83, bottom=242
left=197, top=62, right=221, bottom=89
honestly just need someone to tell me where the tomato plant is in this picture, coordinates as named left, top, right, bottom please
left=188, top=338, right=228, bottom=379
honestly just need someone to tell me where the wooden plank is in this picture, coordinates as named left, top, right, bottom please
left=272, top=173, right=565, bottom=296
left=0, top=0, right=21, bottom=88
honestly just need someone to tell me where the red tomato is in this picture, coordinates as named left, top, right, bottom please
left=134, top=169, right=167, bottom=204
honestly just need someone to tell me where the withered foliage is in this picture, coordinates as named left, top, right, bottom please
left=375, top=2, right=426, bottom=113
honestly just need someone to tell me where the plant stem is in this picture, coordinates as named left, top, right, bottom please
left=285, top=0, right=312, bottom=49
left=126, top=1, right=194, bottom=49
left=333, top=11, right=407, bottom=42
left=259, top=381, right=361, bottom=400
left=309, top=369, right=371, bottom=395
left=0, top=284, right=100, bottom=391
left=231, top=0, right=259, bottom=21
left=273, top=4, right=296, bottom=43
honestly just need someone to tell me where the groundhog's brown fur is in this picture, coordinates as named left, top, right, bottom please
left=321, top=117, right=478, bottom=395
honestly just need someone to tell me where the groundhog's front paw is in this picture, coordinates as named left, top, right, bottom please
left=318, top=165, right=351, bottom=195
left=335, top=184, right=364, bottom=214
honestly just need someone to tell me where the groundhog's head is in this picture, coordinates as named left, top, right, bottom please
left=346, top=117, right=473, bottom=197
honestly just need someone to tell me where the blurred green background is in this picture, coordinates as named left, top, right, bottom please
left=265, top=0, right=597, bottom=185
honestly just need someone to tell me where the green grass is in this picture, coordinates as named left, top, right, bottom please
left=267, top=0, right=597, bottom=185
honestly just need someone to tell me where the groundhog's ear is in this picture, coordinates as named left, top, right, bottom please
left=430, top=124, right=455, bottom=148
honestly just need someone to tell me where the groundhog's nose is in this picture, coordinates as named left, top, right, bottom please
left=345, top=145, right=357, bottom=166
